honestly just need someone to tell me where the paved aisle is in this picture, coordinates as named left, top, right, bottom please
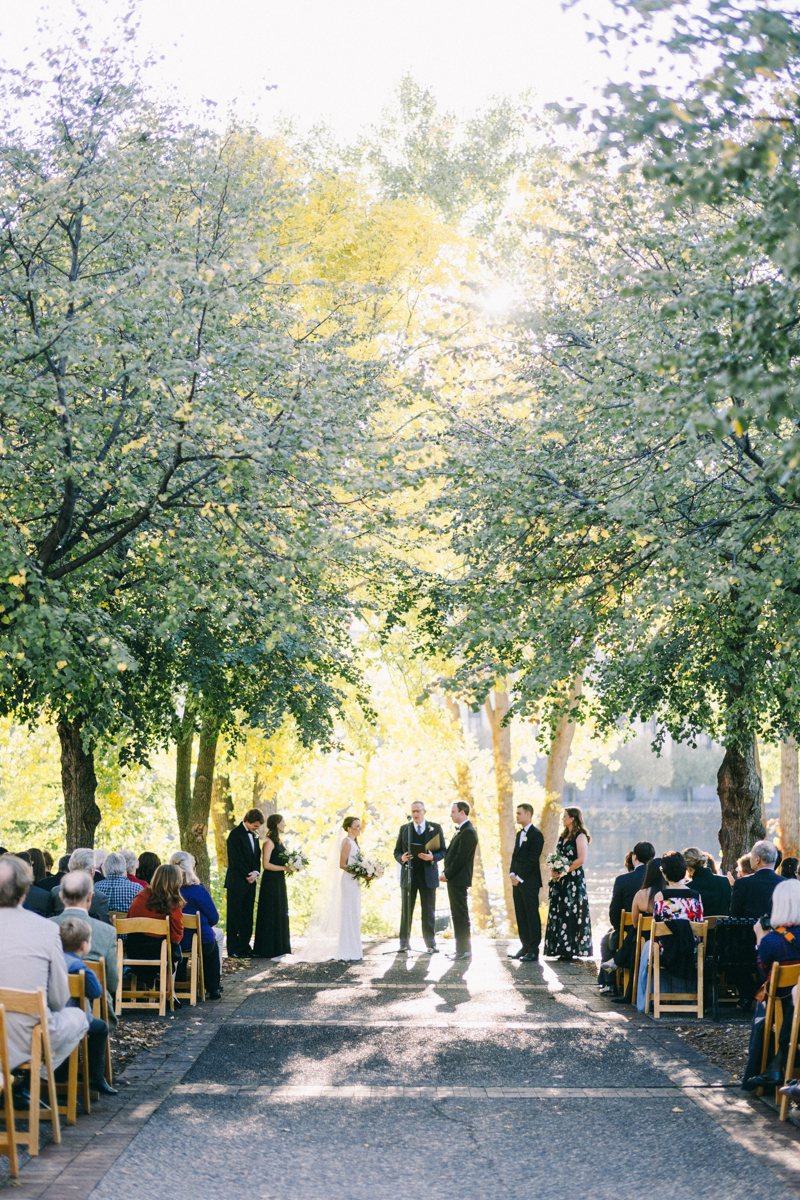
left=11, top=941, right=800, bottom=1200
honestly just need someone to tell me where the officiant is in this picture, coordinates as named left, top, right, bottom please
left=393, top=802, right=447, bottom=952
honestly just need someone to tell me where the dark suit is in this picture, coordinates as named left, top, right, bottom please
left=225, top=823, right=261, bottom=956
left=510, top=823, right=544, bottom=955
left=599, top=863, right=647, bottom=987
left=393, top=820, right=446, bottom=948
left=23, top=884, right=54, bottom=917
left=443, top=820, right=478, bottom=953
left=691, top=864, right=732, bottom=916
left=730, top=868, right=782, bottom=919
left=51, top=890, right=111, bottom=925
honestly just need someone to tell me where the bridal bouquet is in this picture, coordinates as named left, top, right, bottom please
left=545, top=851, right=571, bottom=876
left=347, top=852, right=387, bottom=887
left=279, top=848, right=309, bottom=874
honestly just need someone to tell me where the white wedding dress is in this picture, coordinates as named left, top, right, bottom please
left=295, top=831, right=362, bottom=962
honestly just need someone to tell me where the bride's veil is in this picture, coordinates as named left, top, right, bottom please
left=294, top=826, right=346, bottom=962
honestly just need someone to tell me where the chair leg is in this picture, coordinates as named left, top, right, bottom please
left=28, top=1032, right=41, bottom=1155
left=80, top=1035, right=91, bottom=1113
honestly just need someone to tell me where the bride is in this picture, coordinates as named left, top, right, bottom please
left=295, top=816, right=363, bottom=962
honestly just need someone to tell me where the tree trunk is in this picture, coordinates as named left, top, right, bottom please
left=446, top=696, right=493, bottom=932
left=57, top=716, right=101, bottom=850
left=184, top=722, right=218, bottom=887
left=754, top=735, right=767, bottom=827
left=252, top=771, right=276, bottom=818
left=781, top=736, right=800, bottom=858
left=174, top=706, right=194, bottom=847
left=484, top=688, right=516, bottom=933
left=540, top=675, right=583, bottom=860
left=211, top=773, right=236, bottom=870
left=717, top=726, right=765, bottom=873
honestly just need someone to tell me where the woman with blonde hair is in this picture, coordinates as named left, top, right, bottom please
left=543, top=807, right=592, bottom=963
left=170, top=851, right=223, bottom=999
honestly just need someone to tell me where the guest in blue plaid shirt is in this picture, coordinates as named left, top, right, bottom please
left=94, top=852, right=143, bottom=913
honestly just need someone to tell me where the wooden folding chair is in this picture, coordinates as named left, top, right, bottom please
left=174, top=914, right=201, bottom=1006
left=616, top=911, right=635, bottom=999
left=759, top=961, right=800, bottom=1101
left=55, top=974, right=91, bottom=1124
left=779, top=982, right=800, bottom=1120
left=83, top=959, right=113, bottom=1085
left=646, top=920, right=707, bottom=1018
left=0, top=986, right=61, bottom=1154
left=115, top=918, right=174, bottom=1016
left=633, top=913, right=652, bottom=1002
left=0, top=1004, right=19, bottom=1179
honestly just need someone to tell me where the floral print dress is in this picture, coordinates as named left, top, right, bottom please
left=544, top=833, right=592, bottom=958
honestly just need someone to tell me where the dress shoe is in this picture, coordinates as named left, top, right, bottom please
left=207, top=991, right=222, bottom=1000
left=508, top=949, right=525, bottom=959
left=91, top=1079, right=118, bottom=1096
left=745, top=1069, right=782, bottom=1091
left=520, top=953, right=539, bottom=962
left=780, top=1081, right=800, bottom=1100
left=425, top=944, right=439, bottom=953
left=447, top=951, right=471, bottom=960
left=600, top=958, right=618, bottom=972
left=611, top=993, right=631, bottom=1002
left=397, top=945, right=410, bottom=954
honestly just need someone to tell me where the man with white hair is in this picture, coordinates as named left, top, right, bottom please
left=0, top=855, right=88, bottom=1073
left=730, top=839, right=782, bottom=919
left=94, top=852, right=143, bottom=913
left=94, top=848, right=109, bottom=875
left=120, top=849, right=140, bottom=884
left=51, top=849, right=111, bottom=923
left=49, top=871, right=119, bottom=1003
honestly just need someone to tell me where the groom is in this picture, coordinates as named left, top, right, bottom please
left=441, top=801, right=478, bottom=959
left=225, top=807, right=264, bottom=958
left=394, top=802, right=447, bottom=952
left=508, top=803, right=544, bottom=961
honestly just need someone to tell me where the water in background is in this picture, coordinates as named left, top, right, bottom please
left=581, top=801, right=723, bottom=949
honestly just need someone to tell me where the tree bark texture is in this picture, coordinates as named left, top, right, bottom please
left=57, top=716, right=101, bottom=851
left=781, top=736, right=800, bottom=858
left=754, top=735, right=767, bottom=827
left=446, top=696, right=493, bottom=932
left=540, top=675, right=583, bottom=861
left=484, top=688, right=517, bottom=933
left=211, top=773, right=236, bottom=870
left=717, top=727, right=765, bottom=873
left=252, top=771, right=276, bottom=817
left=174, top=708, right=194, bottom=847
left=184, top=722, right=218, bottom=887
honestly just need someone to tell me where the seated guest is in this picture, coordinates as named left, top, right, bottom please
left=127, top=864, right=185, bottom=990
left=703, top=852, right=720, bottom=874
left=624, top=850, right=635, bottom=873
left=637, top=851, right=703, bottom=1012
left=776, top=848, right=785, bottom=872
left=135, top=851, right=161, bottom=887
left=94, top=852, right=143, bottom=913
left=50, top=849, right=111, bottom=922
left=43, top=850, right=55, bottom=879
left=742, top=879, right=800, bottom=1091
left=603, top=857, right=666, bottom=1003
left=50, top=870, right=119, bottom=1005
left=16, top=853, right=55, bottom=916
left=780, top=857, right=799, bottom=880
left=27, top=848, right=48, bottom=884
left=94, top=848, right=108, bottom=876
left=170, top=851, right=222, bottom=1000
left=684, top=847, right=732, bottom=915
left=57, top=916, right=117, bottom=1095
left=599, top=841, right=655, bottom=992
left=0, top=855, right=88, bottom=1078
left=40, top=854, right=72, bottom=893
left=120, top=849, right=140, bottom=885
left=730, top=840, right=781, bottom=918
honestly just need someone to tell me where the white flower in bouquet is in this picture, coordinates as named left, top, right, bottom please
left=280, top=848, right=309, bottom=874
left=347, top=851, right=387, bottom=886
left=545, top=851, right=571, bottom=875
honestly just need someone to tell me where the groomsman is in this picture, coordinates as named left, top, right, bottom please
left=508, top=803, right=544, bottom=961
left=393, top=802, right=447, bottom=952
left=441, top=801, right=478, bottom=959
left=225, top=808, right=264, bottom=958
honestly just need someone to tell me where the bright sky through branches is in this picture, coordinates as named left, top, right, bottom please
left=1, top=0, right=631, bottom=138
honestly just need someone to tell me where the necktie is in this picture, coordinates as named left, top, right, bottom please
left=415, top=824, right=423, bottom=835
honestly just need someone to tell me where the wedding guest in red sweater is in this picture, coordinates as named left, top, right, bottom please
left=127, top=864, right=185, bottom=993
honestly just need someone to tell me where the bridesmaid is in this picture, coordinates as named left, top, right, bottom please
left=252, top=813, right=292, bottom=959
left=543, top=806, right=593, bottom=962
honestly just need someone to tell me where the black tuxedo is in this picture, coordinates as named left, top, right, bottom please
left=225, top=823, right=261, bottom=956
left=609, top=863, right=647, bottom=932
left=394, top=820, right=447, bottom=948
left=509, top=823, right=544, bottom=954
left=730, top=868, right=782, bottom=919
left=443, top=820, right=478, bottom=953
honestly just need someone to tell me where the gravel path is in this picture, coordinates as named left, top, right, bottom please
left=8, top=940, right=800, bottom=1199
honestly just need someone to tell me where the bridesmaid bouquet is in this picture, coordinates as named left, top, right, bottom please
left=347, top=852, right=387, bottom=887
left=279, top=849, right=309, bottom=874
left=545, top=851, right=571, bottom=875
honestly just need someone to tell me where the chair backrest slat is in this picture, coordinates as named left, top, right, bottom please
left=115, top=917, right=169, bottom=936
